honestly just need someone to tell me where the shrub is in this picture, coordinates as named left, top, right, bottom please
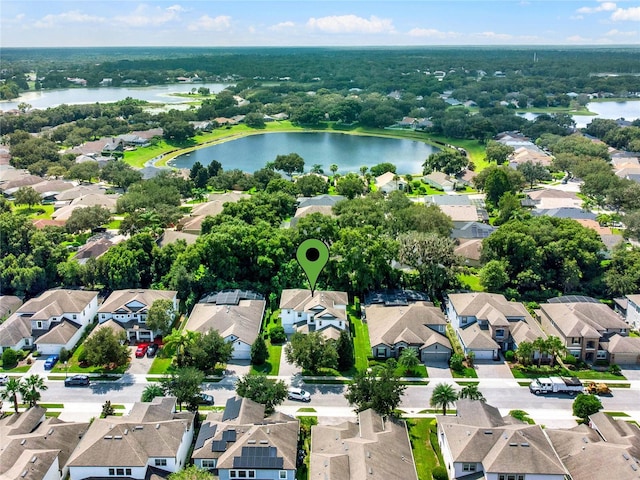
left=16, top=349, right=27, bottom=361
left=59, top=347, right=70, bottom=363
left=594, top=359, right=609, bottom=367
left=1, top=349, right=18, bottom=368
left=449, top=353, right=465, bottom=373
left=26, top=357, right=32, bottom=365
left=31, top=350, right=40, bottom=357
left=78, top=348, right=88, bottom=364
left=432, top=466, right=448, bottom=480
left=269, top=325, right=287, bottom=344
left=608, top=364, right=622, bottom=376
left=563, top=354, right=577, bottom=365
left=504, top=350, right=515, bottom=362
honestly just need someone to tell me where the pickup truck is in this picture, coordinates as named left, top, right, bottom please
left=529, top=376, right=584, bottom=395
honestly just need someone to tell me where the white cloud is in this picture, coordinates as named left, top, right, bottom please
left=306, top=15, right=394, bottom=34
left=407, top=28, right=459, bottom=39
left=35, top=10, right=105, bottom=28
left=604, top=28, right=639, bottom=37
left=611, top=6, right=640, bottom=21
left=269, top=21, right=295, bottom=32
left=115, top=4, right=185, bottom=27
left=577, top=2, right=617, bottom=13
left=188, top=14, right=231, bottom=31
left=566, top=35, right=591, bottom=42
left=474, top=31, right=513, bottom=40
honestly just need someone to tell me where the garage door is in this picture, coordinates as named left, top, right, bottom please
left=610, top=353, right=640, bottom=365
left=423, top=352, right=450, bottom=363
left=472, top=350, right=495, bottom=360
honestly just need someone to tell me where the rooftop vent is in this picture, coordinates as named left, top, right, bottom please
left=30, top=456, right=37, bottom=464
left=114, top=435, right=122, bottom=440
left=509, top=443, right=518, bottom=447
left=21, top=439, right=26, bottom=445
left=520, top=443, right=529, bottom=447
left=47, top=428, right=54, bottom=436
left=484, top=430, right=493, bottom=435
left=369, top=467, right=373, bottom=475
left=104, top=435, right=113, bottom=440
left=366, top=451, right=371, bottom=458
left=623, top=453, right=630, bottom=460
left=20, top=470, right=28, bottom=478
left=135, top=425, right=143, bottom=430
left=582, top=437, right=589, bottom=443
left=248, top=440, right=256, bottom=444
left=156, top=423, right=160, bottom=429
left=631, top=464, right=638, bottom=472
left=124, top=429, right=128, bottom=435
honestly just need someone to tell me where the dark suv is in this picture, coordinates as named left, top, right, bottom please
left=64, top=374, right=90, bottom=387
left=146, top=343, right=159, bottom=357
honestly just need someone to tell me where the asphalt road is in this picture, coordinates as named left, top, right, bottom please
left=39, top=376, right=640, bottom=428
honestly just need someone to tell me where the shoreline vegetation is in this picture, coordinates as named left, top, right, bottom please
left=132, top=121, right=478, bottom=172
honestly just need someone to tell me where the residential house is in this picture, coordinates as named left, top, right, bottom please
left=0, top=295, right=22, bottom=321
left=426, top=194, right=472, bottom=207
left=525, top=189, right=582, bottom=210
left=446, top=293, right=543, bottom=360
left=532, top=207, right=597, bottom=221
left=538, top=298, right=630, bottom=362
left=178, top=192, right=250, bottom=235
left=183, top=290, right=266, bottom=360
left=375, top=171, right=407, bottom=194
left=614, top=294, right=640, bottom=329
left=451, top=221, right=496, bottom=240
left=67, top=397, right=194, bottom=480
left=454, top=239, right=483, bottom=267
left=309, top=408, right=418, bottom=480
left=73, top=234, right=126, bottom=265
left=546, top=412, right=640, bottom=480
left=507, top=145, right=552, bottom=169
left=600, top=335, right=640, bottom=365
left=279, top=289, right=348, bottom=339
left=437, top=400, right=568, bottom=480
left=98, top=289, right=178, bottom=343
left=192, top=396, right=299, bottom=480
left=0, top=289, right=98, bottom=355
left=423, top=171, right=456, bottom=191
left=439, top=205, right=481, bottom=223
left=157, top=229, right=198, bottom=247
left=296, top=194, right=345, bottom=209
left=365, top=301, right=452, bottom=363
left=101, top=138, right=124, bottom=156
left=0, top=407, right=89, bottom=480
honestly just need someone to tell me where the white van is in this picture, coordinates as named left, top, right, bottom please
left=288, top=387, right=311, bottom=402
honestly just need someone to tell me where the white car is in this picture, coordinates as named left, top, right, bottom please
left=0, top=374, right=9, bottom=385
left=288, top=387, right=311, bottom=402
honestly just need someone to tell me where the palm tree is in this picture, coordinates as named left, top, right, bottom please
left=515, top=341, right=534, bottom=366
left=163, top=329, right=199, bottom=367
left=359, top=166, right=368, bottom=177
left=398, top=348, right=420, bottom=376
left=546, top=336, right=567, bottom=368
left=1, top=377, right=22, bottom=413
left=19, top=374, right=47, bottom=408
left=329, top=164, right=339, bottom=176
left=142, top=383, right=166, bottom=402
left=430, top=383, right=458, bottom=416
left=533, top=337, right=549, bottom=367
left=458, top=384, right=486, bottom=402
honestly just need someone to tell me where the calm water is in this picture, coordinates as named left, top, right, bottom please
left=517, top=101, right=639, bottom=128
left=0, top=83, right=230, bottom=110
left=169, top=132, right=440, bottom=174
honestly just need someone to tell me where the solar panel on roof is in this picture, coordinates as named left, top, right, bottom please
left=547, top=295, right=599, bottom=304
left=211, top=440, right=227, bottom=452
left=222, top=429, right=237, bottom=442
left=233, top=446, right=283, bottom=469
left=222, top=398, right=242, bottom=421
left=195, top=423, right=217, bottom=450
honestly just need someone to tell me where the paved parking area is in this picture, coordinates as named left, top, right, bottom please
left=474, top=360, right=513, bottom=379
left=425, top=361, right=452, bottom=378
left=225, top=360, right=251, bottom=377
left=621, top=365, right=640, bottom=381
left=127, top=346, right=154, bottom=375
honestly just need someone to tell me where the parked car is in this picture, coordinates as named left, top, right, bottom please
left=146, top=343, right=159, bottom=358
left=44, top=355, right=59, bottom=370
left=199, top=393, right=215, bottom=405
left=64, top=375, right=90, bottom=387
left=135, top=344, right=149, bottom=358
left=0, top=374, right=9, bottom=385
left=288, top=387, right=311, bottom=402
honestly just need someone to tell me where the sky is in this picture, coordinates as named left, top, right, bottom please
left=1, top=0, right=639, bottom=48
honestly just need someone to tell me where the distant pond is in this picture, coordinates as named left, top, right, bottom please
left=169, top=132, right=440, bottom=174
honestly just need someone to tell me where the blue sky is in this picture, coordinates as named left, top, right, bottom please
left=1, top=0, right=639, bottom=47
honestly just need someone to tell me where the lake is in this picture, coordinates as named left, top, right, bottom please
left=517, top=101, right=639, bottom=128
left=169, top=132, right=440, bottom=174
left=0, top=83, right=230, bottom=111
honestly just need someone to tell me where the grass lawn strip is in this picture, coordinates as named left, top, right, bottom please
left=348, top=307, right=371, bottom=373
left=407, top=418, right=446, bottom=480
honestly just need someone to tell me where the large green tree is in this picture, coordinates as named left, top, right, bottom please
left=14, top=186, right=41, bottom=208
left=163, top=367, right=204, bottom=412
left=336, top=173, right=366, bottom=199
left=423, top=150, right=468, bottom=176
left=273, top=153, right=305, bottom=179
left=182, top=330, right=234, bottom=374
left=65, top=206, right=112, bottom=234
left=145, top=299, right=176, bottom=336
left=235, top=374, right=288, bottom=414
left=82, top=328, right=130, bottom=368
left=344, top=363, right=406, bottom=416
left=285, top=332, right=338, bottom=374
left=572, top=393, right=602, bottom=421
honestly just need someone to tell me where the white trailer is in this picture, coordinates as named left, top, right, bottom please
left=529, top=376, right=584, bottom=395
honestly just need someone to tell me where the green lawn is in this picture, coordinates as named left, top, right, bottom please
left=349, top=307, right=371, bottom=373
left=630, top=331, right=640, bottom=338
left=458, top=272, right=484, bottom=292
left=0, top=364, right=31, bottom=373
left=407, top=419, right=446, bottom=480
left=368, top=360, right=429, bottom=378
left=250, top=341, right=282, bottom=375
left=296, top=416, right=318, bottom=480
left=510, top=365, right=626, bottom=381
left=148, top=357, right=174, bottom=375
left=451, top=367, right=478, bottom=378
left=14, top=204, right=55, bottom=220
left=50, top=344, right=129, bottom=374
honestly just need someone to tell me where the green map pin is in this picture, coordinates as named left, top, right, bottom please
left=296, top=239, right=329, bottom=296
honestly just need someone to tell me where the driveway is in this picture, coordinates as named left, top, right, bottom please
left=127, top=346, right=154, bottom=375
left=620, top=365, right=640, bottom=381
left=473, top=359, right=513, bottom=379
left=225, top=359, right=251, bottom=377
left=425, top=361, right=452, bottom=379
